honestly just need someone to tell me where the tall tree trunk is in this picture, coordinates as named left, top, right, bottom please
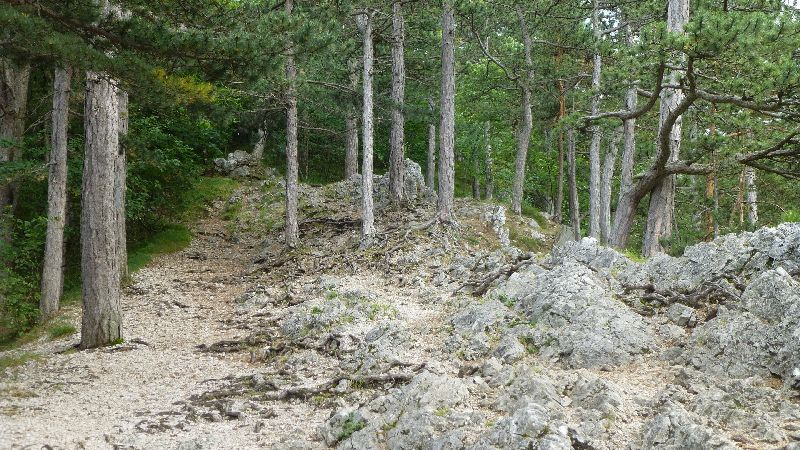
left=41, top=67, right=72, bottom=319
left=344, top=58, right=359, bottom=179
left=511, top=6, right=533, bottom=216
left=554, top=80, right=566, bottom=224
left=704, top=116, right=717, bottom=241
left=599, top=128, right=620, bottom=244
left=642, top=0, right=690, bottom=257
left=116, top=88, right=128, bottom=281
left=81, top=72, right=122, bottom=349
left=484, top=120, right=494, bottom=200
left=471, top=151, right=480, bottom=200
left=426, top=97, right=436, bottom=190
left=745, top=166, right=757, bottom=229
left=437, top=0, right=456, bottom=222
left=389, top=0, right=406, bottom=204
left=357, top=12, right=376, bottom=245
left=567, top=127, right=581, bottom=240
left=0, top=60, right=31, bottom=217
left=617, top=86, right=637, bottom=214
left=427, top=123, right=436, bottom=189
left=252, top=127, right=266, bottom=161
left=284, top=0, right=299, bottom=248
left=588, top=0, right=603, bottom=238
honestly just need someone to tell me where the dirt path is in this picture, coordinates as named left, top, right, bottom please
left=0, top=177, right=554, bottom=449
left=0, top=202, right=266, bottom=449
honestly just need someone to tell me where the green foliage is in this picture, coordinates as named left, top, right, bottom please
left=781, top=209, right=800, bottom=223
left=338, top=414, right=366, bottom=441
left=126, top=111, right=224, bottom=235
left=0, top=215, right=48, bottom=342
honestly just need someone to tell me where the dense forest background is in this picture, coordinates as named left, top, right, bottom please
left=2, top=0, right=800, bottom=344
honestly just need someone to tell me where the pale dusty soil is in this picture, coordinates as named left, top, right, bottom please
left=0, top=189, right=469, bottom=450
left=0, top=202, right=270, bottom=449
left=0, top=181, right=684, bottom=450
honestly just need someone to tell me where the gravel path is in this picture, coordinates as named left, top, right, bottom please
left=0, top=206, right=265, bottom=449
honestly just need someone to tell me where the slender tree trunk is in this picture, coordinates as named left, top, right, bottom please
left=252, top=127, right=266, bottom=161
left=512, top=6, right=533, bottom=216
left=437, top=0, right=456, bottom=222
left=588, top=0, right=603, bottom=238
left=554, top=80, right=566, bottom=224
left=345, top=58, right=359, bottom=179
left=389, top=0, right=406, bottom=204
left=284, top=0, right=299, bottom=248
left=427, top=123, right=436, bottom=189
left=116, top=88, right=128, bottom=280
left=745, top=166, right=757, bottom=229
left=642, top=0, right=690, bottom=257
left=41, top=67, right=72, bottom=319
left=0, top=60, right=31, bottom=218
left=484, top=120, right=494, bottom=200
left=471, top=152, right=480, bottom=200
left=704, top=117, right=717, bottom=241
left=81, top=72, right=122, bottom=349
left=617, top=86, right=637, bottom=214
left=599, top=128, right=620, bottom=244
left=357, top=12, right=376, bottom=245
left=567, top=128, right=581, bottom=240
left=426, top=97, right=436, bottom=189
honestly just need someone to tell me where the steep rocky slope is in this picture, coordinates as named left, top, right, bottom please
left=1, top=165, right=799, bottom=449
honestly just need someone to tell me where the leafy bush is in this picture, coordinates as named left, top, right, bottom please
left=781, top=209, right=800, bottom=223
left=0, top=215, right=48, bottom=342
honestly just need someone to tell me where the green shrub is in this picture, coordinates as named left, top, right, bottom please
left=781, top=209, right=800, bottom=223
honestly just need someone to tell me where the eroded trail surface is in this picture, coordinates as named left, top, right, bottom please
left=3, top=164, right=800, bottom=450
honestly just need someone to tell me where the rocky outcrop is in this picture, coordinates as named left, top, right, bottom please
left=214, top=150, right=255, bottom=177
left=680, top=267, right=800, bottom=386
left=335, top=158, right=435, bottom=205
left=515, top=262, right=657, bottom=369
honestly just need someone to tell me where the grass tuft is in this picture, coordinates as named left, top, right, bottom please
left=48, top=323, right=76, bottom=339
left=0, top=352, right=41, bottom=372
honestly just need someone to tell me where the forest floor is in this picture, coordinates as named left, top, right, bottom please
left=0, top=172, right=552, bottom=449
left=4, top=169, right=797, bottom=450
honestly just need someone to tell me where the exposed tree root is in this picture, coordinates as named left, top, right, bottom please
left=257, top=362, right=427, bottom=401
left=459, top=252, right=535, bottom=296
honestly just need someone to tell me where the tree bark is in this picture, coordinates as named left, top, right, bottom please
left=284, top=0, right=299, bottom=248
left=344, top=58, right=359, bottom=179
left=426, top=97, right=436, bottom=190
left=0, top=60, right=31, bottom=217
left=41, top=67, right=72, bottom=319
left=642, top=0, right=690, bottom=257
left=599, top=128, right=620, bottom=244
left=745, top=166, right=757, bottom=229
left=116, top=88, right=128, bottom=281
left=617, top=85, right=637, bottom=217
left=81, top=72, right=122, bottom=349
left=252, top=127, right=266, bottom=161
left=567, top=127, right=581, bottom=240
left=357, top=11, right=376, bottom=245
left=471, top=151, right=481, bottom=200
left=511, top=6, right=533, bottom=216
left=389, top=0, right=406, bottom=204
left=588, top=0, right=603, bottom=238
left=484, top=120, right=494, bottom=200
left=426, top=124, right=436, bottom=189
left=437, top=0, right=456, bottom=222
left=554, top=80, right=566, bottom=224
